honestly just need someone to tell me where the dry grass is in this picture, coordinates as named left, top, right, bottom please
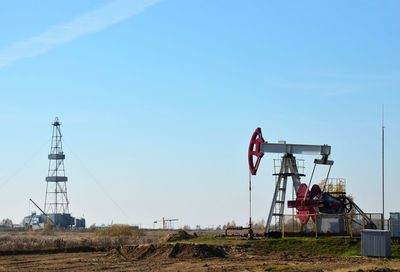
left=0, top=230, right=173, bottom=252
left=0, top=229, right=223, bottom=252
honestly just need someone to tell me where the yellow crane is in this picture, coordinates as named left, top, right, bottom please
left=153, top=217, right=179, bottom=229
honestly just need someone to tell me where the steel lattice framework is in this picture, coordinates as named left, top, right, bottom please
left=44, top=117, right=69, bottom=214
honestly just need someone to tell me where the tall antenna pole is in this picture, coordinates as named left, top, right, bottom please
left=382, top=105, right=385, bottom=220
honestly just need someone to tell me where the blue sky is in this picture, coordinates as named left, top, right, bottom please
left=0, top=0, right=399, bottom=228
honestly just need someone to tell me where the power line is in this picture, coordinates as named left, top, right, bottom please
left=63, top=140, right=133, bottom=224
left=0, top=137, right=51, bottom=190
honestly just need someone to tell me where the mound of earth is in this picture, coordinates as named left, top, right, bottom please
left=169, top=243, right=226, bottom=258
left=162, top=230, right=195, bottom=242
left=108, top=243, right=226, bottom=260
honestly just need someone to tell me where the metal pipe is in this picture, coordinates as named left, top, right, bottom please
left=29, top=198, right=55, bottom=225
left=322, top=165, right=333, bottom=193
left=249, top=170, right=252, bottom=226
left=304, top=164, right=316, bottom=201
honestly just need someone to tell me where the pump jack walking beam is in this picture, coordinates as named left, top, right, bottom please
left=248, top=128, right=333, bottom=234
left=249, top=128, right=332, bottom=176
left=260, top=143, right=331, bottom=157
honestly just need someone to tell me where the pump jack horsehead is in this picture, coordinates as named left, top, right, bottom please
left=248, top=127, right=376, bottom=235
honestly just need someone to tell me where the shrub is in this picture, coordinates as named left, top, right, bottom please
left=89, top=224, right=96, bottom=232
left=42, top=221, right=53, bottom=235
left=94, top=224, right=140, bottom=237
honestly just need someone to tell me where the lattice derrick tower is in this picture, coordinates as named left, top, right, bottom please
left=44, top=117, right=69, bottom=214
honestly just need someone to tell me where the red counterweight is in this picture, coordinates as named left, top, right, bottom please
left=288, top=183, right=324, bottom=224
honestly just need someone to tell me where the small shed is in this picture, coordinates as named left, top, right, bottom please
left=361, top=229, right=391, bottom=257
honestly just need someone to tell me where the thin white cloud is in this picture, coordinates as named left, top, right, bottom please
left=0, top=0, right=162, bottom=68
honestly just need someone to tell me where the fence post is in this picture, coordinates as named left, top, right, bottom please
left=282, top=215, right=285, bottom=238
left=314, top=214, right=318, bottom=238
left=390, top=220, right=393, bottom=237
left=349, top=214, right=353, bottom=238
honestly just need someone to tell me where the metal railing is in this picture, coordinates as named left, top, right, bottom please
left=273, top=158, right=305, bottom=175
left=274, top=213, right=400, bottom=238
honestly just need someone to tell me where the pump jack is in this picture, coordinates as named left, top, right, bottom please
left=248, top=127, right=376, bottom=235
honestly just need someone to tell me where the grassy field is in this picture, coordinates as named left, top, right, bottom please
left=186, top=236, right=400, bottom=258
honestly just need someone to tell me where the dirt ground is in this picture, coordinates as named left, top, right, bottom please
left=0, top=230, right=399, bottom=271
left=0, top=242, right=399, bottom=272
